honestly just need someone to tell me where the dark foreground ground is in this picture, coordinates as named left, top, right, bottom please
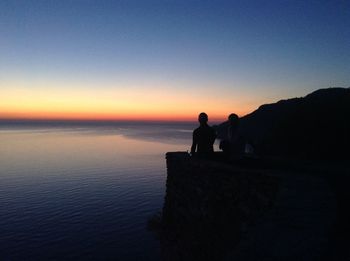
left=229, top=157, right=350, bottom=261
left=228, top=158, right=349, bottom=261
left=152, top=153, right=350, bottom=261
left=326, top=163, right=350, bottom=260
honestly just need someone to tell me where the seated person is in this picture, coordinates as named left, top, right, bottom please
left=220, top=113, right=244, bottom=157
left=191, top=112, right=216, bottom=157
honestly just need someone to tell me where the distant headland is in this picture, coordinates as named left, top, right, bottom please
left=215, top=87, right=350, bottom=160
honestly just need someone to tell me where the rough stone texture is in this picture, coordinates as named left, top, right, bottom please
left=159, top=152, right=279, bottom=261
left=159, top=152, right=337, bottom=261
left=225, top=171, right=336, bottom=261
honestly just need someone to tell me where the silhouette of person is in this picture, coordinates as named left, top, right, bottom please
left=191, top=112, right=216, bottom=157
left=220, top=113, right=241, bottom=157
left=227, top=113, right=239, bottom=146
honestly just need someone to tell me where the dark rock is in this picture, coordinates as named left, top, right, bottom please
left=216, top=87, right=350, bottom=160
left=151, top=152, right=279, bottom=261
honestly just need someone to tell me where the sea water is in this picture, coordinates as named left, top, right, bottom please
left=0, top=121, right=200, bottom=260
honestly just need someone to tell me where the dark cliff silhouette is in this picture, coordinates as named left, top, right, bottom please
left=216, top=87, right=350, bottom=159
left=148, top=152, right=278, bottom=261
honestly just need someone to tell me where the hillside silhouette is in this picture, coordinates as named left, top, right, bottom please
left=217, top=87, right=350, bottom=159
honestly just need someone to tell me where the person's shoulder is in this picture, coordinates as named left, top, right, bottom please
left=193, top=127, right=200, bottom=133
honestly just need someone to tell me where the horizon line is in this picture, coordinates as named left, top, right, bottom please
left=0, top=117, right=228, bottom=124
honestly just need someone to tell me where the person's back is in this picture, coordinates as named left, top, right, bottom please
left=228, top=113, right=240, bottom=153
left=220, top=113, right=243, bottom=157
left=191, top=112, right=216, bottom=157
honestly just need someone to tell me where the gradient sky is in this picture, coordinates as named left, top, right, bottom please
left=1, top=0, right=349, bottom=121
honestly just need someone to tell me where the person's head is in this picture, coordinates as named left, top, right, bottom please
left=198, top=112, right=208, bottom=125
left=228, top=113, right=239, bottom=125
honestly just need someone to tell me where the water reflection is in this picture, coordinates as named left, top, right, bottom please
left=0, top=123, right=191, bottom=260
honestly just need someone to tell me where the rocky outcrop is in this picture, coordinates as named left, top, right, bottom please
left=154, top=152, right=279, bottom=261
left=149, top=152, right=339, bottom=260
left=215, top=87, right=350, bottom=159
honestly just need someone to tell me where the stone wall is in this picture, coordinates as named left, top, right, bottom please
left=157, top=152, right=279, bottom=261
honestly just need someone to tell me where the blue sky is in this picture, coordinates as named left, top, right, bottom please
left=0, top=0, right=349, bottom=119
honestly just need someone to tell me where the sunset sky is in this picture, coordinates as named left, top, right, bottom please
left=1, top=0, right=349, bottom=121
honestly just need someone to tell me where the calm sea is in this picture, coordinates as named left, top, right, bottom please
left=0, top=120, right=201, bottom=260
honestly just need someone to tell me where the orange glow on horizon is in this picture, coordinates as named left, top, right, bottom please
left=0, top=80, right=257, bottom=122
left=0, top=102, right=252, bottom=122
left=0, top=110, right=241, bottom=122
